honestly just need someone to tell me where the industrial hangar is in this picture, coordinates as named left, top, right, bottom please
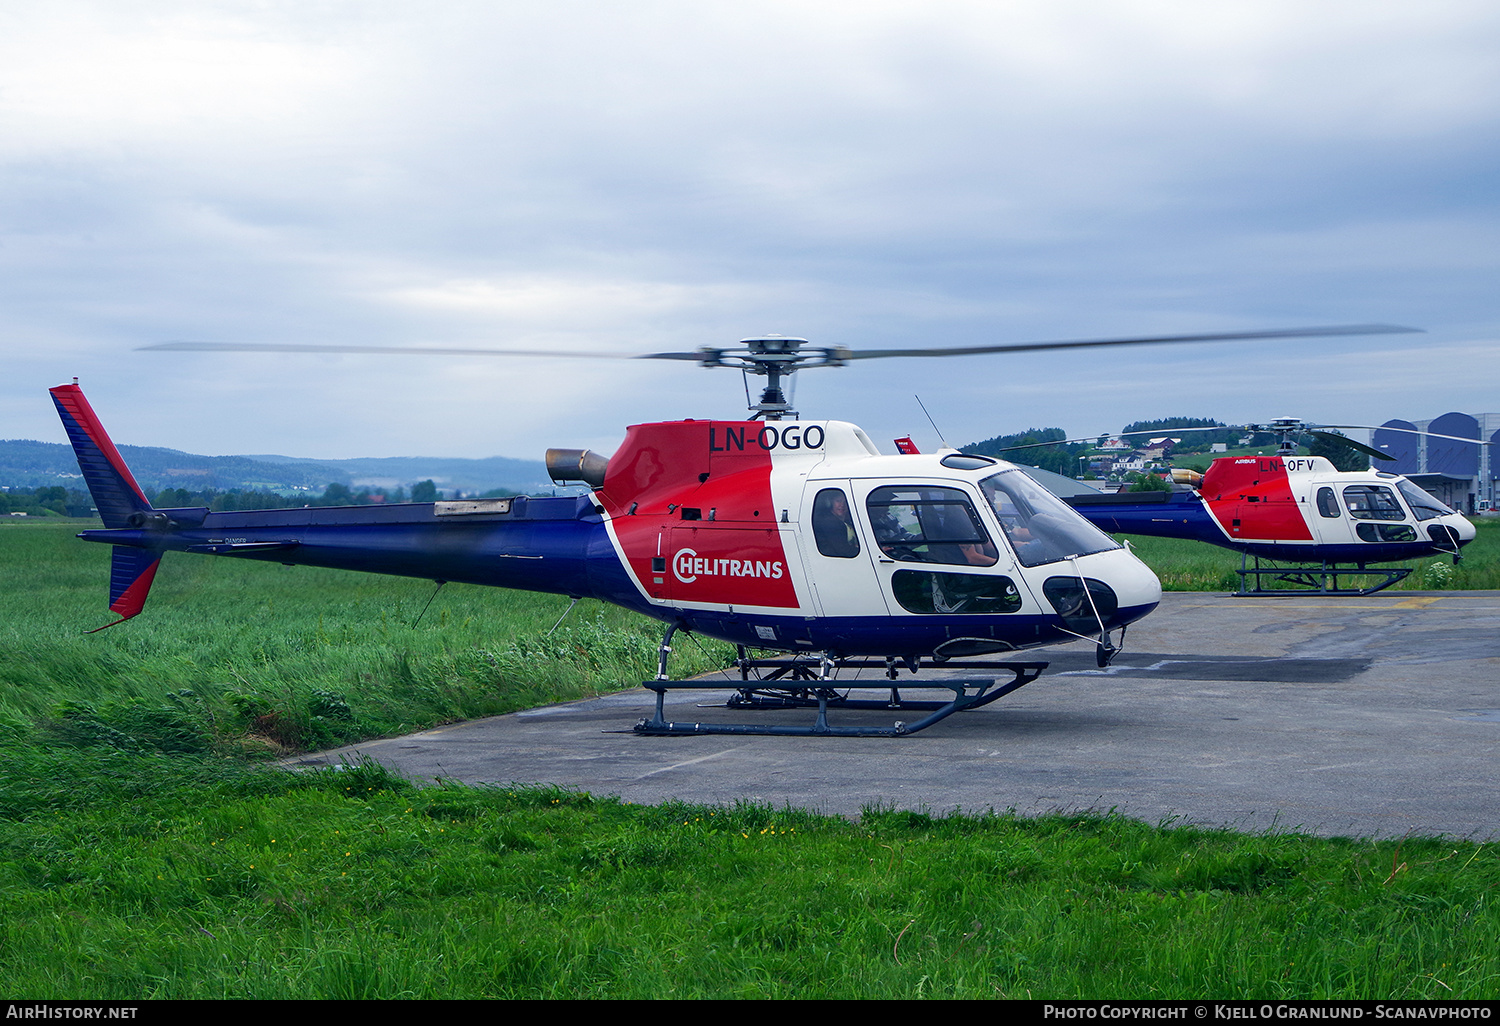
left=1374, top=411, right=1500, bottom=514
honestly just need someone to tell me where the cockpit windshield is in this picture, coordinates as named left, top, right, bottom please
left=1396, top=479, right=1456, bottom=522
left=979, top=470, right=1122, bottom=567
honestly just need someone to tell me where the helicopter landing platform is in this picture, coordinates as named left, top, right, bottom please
left=288, top=590, right=1500, bottom=840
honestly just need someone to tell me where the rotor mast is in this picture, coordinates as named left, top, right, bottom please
left=1266, top=418, right=1304, bottom=457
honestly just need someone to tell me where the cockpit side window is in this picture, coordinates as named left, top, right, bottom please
left=811, top=487, right=860, bottom=558
left=1356, top=523, right=1418, bottom=543
left=1316, top=487, right=1340, bottom=518
left=1342, top=485, right=1406, bottom=522
left=865, top=486, right=997, bottom=567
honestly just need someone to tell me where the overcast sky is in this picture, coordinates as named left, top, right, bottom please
left=4, top=1, right=1498, bottom=461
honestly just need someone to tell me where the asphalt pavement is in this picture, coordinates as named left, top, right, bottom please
left=289, top=590, right=1500, bottom=840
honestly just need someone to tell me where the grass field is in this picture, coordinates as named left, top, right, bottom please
left=3, top=519, right=1497, bottom=999
left=5, top=749, right=1496, bottom=999
left=0, top=519, right=733, bottom=756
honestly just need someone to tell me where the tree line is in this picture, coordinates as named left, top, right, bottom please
left=0, top=486, right=91, bottom=518
left=962, top=427, right=1094, bottom=476
left=0, top=479, right=501, bottom=519
left=148, top=480, right=445, bottom=510
left=961, top=416, right=1370, bottom=478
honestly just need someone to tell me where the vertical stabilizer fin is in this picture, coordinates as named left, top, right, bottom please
left=49, top=383, right=152, bottom=529
left=50, top=383, right=164, bottom=629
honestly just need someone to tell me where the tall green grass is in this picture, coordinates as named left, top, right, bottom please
left=0, top=521, right=732, bottom=755
left=1, top=750, right=1495, bottom=999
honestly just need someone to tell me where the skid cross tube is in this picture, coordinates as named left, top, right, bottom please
left=633, top=661, right=1048, bottom=737
left=1234, top=553, right=1412, bottom=596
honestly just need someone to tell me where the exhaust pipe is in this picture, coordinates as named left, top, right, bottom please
left=546, top=448, right=609, bottom=490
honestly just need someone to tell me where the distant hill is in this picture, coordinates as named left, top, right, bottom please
left=0, top=439, right=552, bottom=497
left=236, top=453, right=555, bottom=495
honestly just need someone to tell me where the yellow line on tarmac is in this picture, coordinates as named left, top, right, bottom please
left=1218, top=597, right=1449, bottom=610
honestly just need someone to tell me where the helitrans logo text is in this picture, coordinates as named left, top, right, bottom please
left=672, top=548, right=784, bottom=585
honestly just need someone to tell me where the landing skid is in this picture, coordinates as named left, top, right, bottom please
left=1234, top=553, right=1411, bottom=596
left=634, top=635, right=1047, bottom=736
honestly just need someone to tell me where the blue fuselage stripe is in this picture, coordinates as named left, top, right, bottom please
left=77, top=497, right=1157, bottom=653
left=1074, top=498, right=1450, bottom=563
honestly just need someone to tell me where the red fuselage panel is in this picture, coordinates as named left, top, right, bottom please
left=597, top=421, right=799, bottom=608
left=1200, top=457, right=1313, bottom=542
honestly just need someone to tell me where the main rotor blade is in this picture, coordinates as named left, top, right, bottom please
left=142, top=323, right=1419, bottom=364
left=1316, top=423, right=1486, bottom=446
left=1307, top=430, right=1394, bottom=461
left=139, top=341, right=638, bottom=359
left=837, top=324, right=1420, bottom=361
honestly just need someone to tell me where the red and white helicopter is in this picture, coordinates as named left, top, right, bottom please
left=1053, top=418, right=1476, bottom=595
left=55, top=325, right=1416, bottom=736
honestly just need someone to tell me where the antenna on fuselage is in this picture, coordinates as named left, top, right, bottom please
left=914, top=394, right=949, bottom=448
